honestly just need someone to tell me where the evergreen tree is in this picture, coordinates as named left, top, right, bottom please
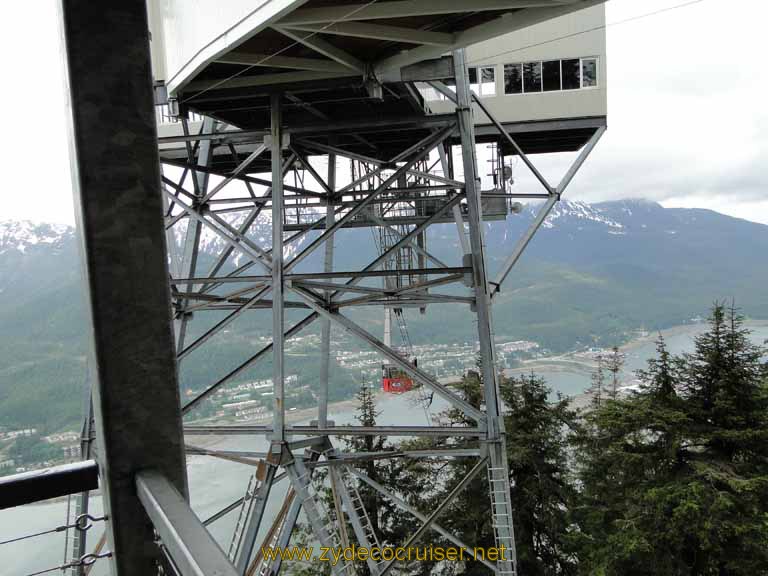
left=589, top=355, right=605, bottom=408
left=338, top=384, right=413, bottom=576
left=287, top=384, right=408, bottom=576
left=604, top=346, right=624, bottom=400
left=343, top=384, right=389, bottom=545
left=574, top=305, right=768, bottom=575
left=437, top=367, right=581, bottom=575
left=501, top=373, right=580, bottom=576
left=573, top=336, right=691, bottom=574
left=680, top=303, right=768, bottom=462
left=433, top=369, right=496, bottom=576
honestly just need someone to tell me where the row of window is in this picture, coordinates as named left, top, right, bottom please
left=501, top=57, right=598, bottom=94
left=420, top=57, right=599, bottom=101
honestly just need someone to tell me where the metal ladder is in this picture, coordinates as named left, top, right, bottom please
left=487, top=466, right=517, bottom=576
left=341, top=466, right=383, bottom=549
left=340, top=466, right=387, bottom=576
left=291, top=466, right=355, bottom=576
left=228, top=472, right=261, bottom=561
left=256, top=522, right=283, bottom=576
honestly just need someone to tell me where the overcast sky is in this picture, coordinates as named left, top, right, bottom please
left=1, top=0, right=765, bottom=225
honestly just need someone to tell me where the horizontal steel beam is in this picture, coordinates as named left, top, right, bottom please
left=183, top=69, right=356, bottom=93
left=281, top=21, right=454, bottom=46
left=175, top=295, right=469, bottom=312
left=184, top=445, right=263, bottom=466
left=0, top=460, right=99, bottom=510
left=332, top=448, right=482, bottom=460
left=293, top=279, right=391, bottom=295
left=168, top=267, right=471, bottom=285
left=349, top=468, right=498, bottom=572
left=136, top=470, right=238, bottom=576
left=186, top=446, right=269, bottom=459
left=216, top=52, right=351, bottom=74
left=157, top=114, right=454, bottom=145
left=184, top=425, right=485, bottom=437
left=278, top=0, right=571, bottom=25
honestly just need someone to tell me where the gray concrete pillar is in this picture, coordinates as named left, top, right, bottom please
left=58, top=1, right=188, bottom=574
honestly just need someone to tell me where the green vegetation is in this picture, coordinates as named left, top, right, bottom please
left=293, top=304, right=768, bottom=575
left=7, top=434, right=63, bottom=466
left=502, top=373, right=579, bottom=575
left=5, top=202, right=768, bottom=443
left=574, top=304, right=768, bottom=574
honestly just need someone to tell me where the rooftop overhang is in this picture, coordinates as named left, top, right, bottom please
left=153, top=0, right=607, bottom=159
left=159, top=1, right=604, bottom=101
left=157, top=114, right=606, bottom=173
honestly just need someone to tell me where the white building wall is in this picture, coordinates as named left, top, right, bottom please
left=148, top=0, right=307, bottom=94
left=147, top=2, right=606, bottom=126
left=427, top=5, right=607, bottom=124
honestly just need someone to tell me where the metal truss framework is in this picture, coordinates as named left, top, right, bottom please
left=58, top=6, right=605, bottom=569
left=48, top=2, right=610, bottom=576
left=112, top=48, right=605, bottom=576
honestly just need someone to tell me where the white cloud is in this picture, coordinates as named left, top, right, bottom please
left=569, top=0, right=768, bottom=222
left=0, top=0, right=765, bottom=224
left=0, top=1, right=73, bottom=225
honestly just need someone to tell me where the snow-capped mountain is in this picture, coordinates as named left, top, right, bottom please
left=2, top=199, right=765, bottom=267
left=169, top=209, right=312, bottom=265
left=2, top=199, right=768, bottom=432
left=537, top=200, right=625, bottom=231
left=0, top=220, right=74, bottom=255
left=3, top=198, right=767, bottom=280
left=518, top=198, right=697, bottom=235
left=480, top=198, right=768, bottom=283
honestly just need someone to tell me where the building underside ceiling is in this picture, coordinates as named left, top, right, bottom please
left=169, top=1, right=604, bottom=138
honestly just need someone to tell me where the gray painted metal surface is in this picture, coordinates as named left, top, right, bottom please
left=136, top=471, right=238, bottom=576
left=453, top=49, right=518, bottom=575
left=58, top=1, right=188, bottom=574
left=0, top=460, right=98, bottom=510
left=56, top=8, right=607, bottom=570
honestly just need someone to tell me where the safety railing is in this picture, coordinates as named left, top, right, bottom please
left=0, top=461, right=111, bottom=576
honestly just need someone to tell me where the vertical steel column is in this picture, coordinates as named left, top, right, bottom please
left=271, top=94, right=286, bottom=442
left=439, top=142, right=470, bottom=256
left=176, top=116, right=215, bottom=353
left=285, top=457, right=346, bottom=576
left=453, top=48, right=517, bottom=574
left=318, top=151, right=336, bottom=428
left=233, top=461, right=278, bottom=575
left=58, top=2, right=188, bottom=575
left=330, top=465, right=382, bottom=576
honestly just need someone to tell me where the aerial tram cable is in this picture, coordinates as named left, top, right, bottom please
left=469, top=0, right=708, bottom=66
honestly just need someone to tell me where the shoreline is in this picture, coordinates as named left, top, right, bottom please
left=621, top=318, right=768, bottom=353
left=189, top=390, right=390, bottom=449
left=19, top=320, right=768, bottom=465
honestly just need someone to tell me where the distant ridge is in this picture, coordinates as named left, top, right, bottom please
left=1, top=199, right=766, bottom=431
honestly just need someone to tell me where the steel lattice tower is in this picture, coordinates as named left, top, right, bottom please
left=54, top=2, right=607, bottom=575
left=145, top=50, right=605, bottom=576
